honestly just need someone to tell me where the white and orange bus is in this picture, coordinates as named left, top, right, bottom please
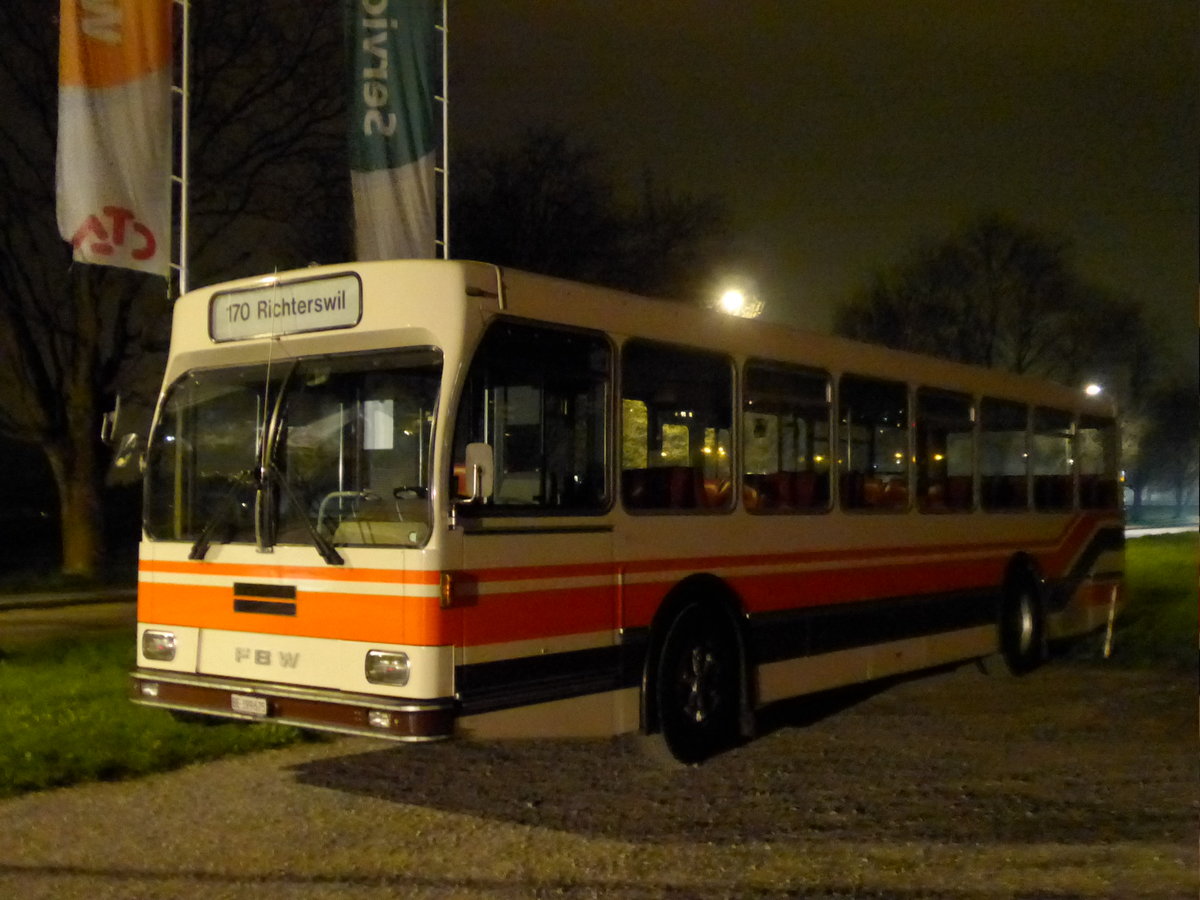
left=130, top=260, right=1123, bottom=762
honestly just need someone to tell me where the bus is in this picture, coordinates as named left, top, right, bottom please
left=130, top=260, right=1124, bottom=763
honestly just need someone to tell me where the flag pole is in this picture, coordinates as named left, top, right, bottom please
left=172, top=0, right=191, bottom=296
left=436, top=0, right=449, bottom=259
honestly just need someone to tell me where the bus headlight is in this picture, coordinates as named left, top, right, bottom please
left=365, top=650, right=410, bottom=686
left=142, top=630, right=177, bottom=661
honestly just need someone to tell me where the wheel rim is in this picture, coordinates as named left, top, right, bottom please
left=658, top=605, right=738, bottom=762
left=678, top=643, right=722, bottom=724
left=1015, top=591, right=1035, bottom=656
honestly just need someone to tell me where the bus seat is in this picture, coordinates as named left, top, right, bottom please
left=861, top=477, right=885, bottom=508
left=840, top=472, right=863, bottom=508
left=742, top=475, right=763, bottom=510
left=702, top=478, right=731, bottom=508
left=884, top=478, right=908, bottom=509
left=666, top=466, right=698, bottom=508
left=792, top=471, right=817, bottom=508
left=945, top=475, right=972, bottom=510
left=765, top=471, right=794, bottom=507
left=922, top=481, right=946, bottom=509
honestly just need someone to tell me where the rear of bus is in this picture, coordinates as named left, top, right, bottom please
left=130, top=261, right=491, bottom=739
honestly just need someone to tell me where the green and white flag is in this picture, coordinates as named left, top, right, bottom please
left=348, top=0, right=438, bottom=260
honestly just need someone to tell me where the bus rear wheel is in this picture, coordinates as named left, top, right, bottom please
left=996, top=577, right=1045, bottom=675
left=655, top=603, right=739, bottom=764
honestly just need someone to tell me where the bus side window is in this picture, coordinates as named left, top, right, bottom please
left=743, top=361, right=831, bottom=513
left=1078, top=415, right=1120, bottom=509
left=621, top=340, right=733, bottom=512
left=979, top=398, right=1028, bottom=510
left=452, top=321, right=610, bottom=513
left=916, top=388, right=974, bottom=512
left=1032, top=407, right=1074, bottom=511
left=838, top=375, right=908, bottom=511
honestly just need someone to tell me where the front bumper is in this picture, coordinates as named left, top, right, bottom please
left=130, top=669, right=456, bottom=741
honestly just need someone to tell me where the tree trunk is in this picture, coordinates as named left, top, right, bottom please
left=45, top=431, right=105, bottom=578
left=1128, top=482, right=1143, bottom=521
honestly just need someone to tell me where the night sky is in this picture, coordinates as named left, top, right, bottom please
left=449, top=0, right=1198, bottom=375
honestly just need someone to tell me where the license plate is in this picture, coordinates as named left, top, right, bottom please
left=231, top=694, right=269, bottom=717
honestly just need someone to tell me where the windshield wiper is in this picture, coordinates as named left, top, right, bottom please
left=265, top=467, right=344, bottom=566
left=188, top=471, right=254, bottom=561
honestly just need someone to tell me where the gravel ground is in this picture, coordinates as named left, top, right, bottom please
left=0, top=660, right=1194, bottom=899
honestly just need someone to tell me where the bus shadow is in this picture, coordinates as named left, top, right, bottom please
left=289, top=663, right=990, bottom=846
left=752, top=660, right=968, bottom=736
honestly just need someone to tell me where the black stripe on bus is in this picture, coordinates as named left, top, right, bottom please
left=233, top=599, right=298, bottom=616
left=748, top=588, right=998, bottom=665
left=232, top=583, right=297, bottom=616
left=233, top=582, right=297, bottom=600
left=454, top=588, right=998, bottom=716
left=456, top=644, right=631, bottom=716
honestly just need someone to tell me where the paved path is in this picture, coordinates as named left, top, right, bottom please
left=0, top=588, right=135, bottom=612
left=0, top=599, right=135, bottom=651
left=0, top=662, right=1193, bottom=899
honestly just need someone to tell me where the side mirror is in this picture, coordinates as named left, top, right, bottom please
left=463, top=442, right=494, bottom=502
left=100, top=395, right=122, bottom=444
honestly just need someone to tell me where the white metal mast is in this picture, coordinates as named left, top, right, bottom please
left=171, top=0, right=190, bottom=296
left=435, top=0, right=449, bottom=259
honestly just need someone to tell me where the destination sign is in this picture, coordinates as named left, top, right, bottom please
left=210, top=273, right=362, bottom=342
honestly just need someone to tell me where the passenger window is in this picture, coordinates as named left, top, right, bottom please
left=916, top=389, right=974, bottom=512
left=838, top=376, right=909, bottom=511
left=1032, top=407, right=1074, bottom=510
left=621, top=340, right=733, bottom=512
left=1078, top=415, right=1120, bottom=510
left=452, top=321, right=610, bottom=513
left=743, top=362, right=831, bottom=513
left=979, top=398, right=1028, bottom=510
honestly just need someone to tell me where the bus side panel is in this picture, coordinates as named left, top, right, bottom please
left=1039, top=514, right=1125, bottom=640
left=452, top=527, right=632, bottom=738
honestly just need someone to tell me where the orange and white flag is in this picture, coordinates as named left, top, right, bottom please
left=56, top=0, right=172, bottom=277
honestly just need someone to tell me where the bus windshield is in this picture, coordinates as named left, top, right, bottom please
left=145, top=348, right=442, bottom=553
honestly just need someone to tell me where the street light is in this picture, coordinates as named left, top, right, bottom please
left=1084, top=383, right=1103, bottom=396
left=712, top=285, right=764, bottom=319
left=719, top=288, right=747, bottom=315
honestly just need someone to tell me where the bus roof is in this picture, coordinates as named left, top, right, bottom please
left=172, top=259, right=1115, bottom=418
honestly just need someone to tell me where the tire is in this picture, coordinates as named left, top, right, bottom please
left=996, top=576, right=1045, bottom=675
left=655, top=602, right=740, bottom=764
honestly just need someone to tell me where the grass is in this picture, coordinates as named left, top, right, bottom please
left=1112, top=531, right=1197, bottom=670
left=0, top=634, right=308, bottom=799
left=0, top=532, right=1192, bottom=801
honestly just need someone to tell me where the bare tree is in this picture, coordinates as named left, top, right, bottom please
left=451, top=127, right=728, bottom=300
left=184, top=0, right=348, bottom=285
left=0, top=3, right=168, bottom=576
left=834, top=214, right=1154, bottom=388
left=1124, top=378, right=1199, bottom=519
left=0, top=0, right=346, bottom=576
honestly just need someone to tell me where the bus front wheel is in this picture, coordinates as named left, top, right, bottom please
left=655, top=603, right=739, bottom=764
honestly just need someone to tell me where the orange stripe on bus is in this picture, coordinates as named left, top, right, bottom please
left=462, top=585, right=615, bottom=646
left=139, top=581, right=455, bottom=645
left=140, top=513, right=1118, bottom=646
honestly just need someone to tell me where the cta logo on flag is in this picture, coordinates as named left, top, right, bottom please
left=348, top=0, right=438, bottom=261
left=56, top=0, right=173, bottom=277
